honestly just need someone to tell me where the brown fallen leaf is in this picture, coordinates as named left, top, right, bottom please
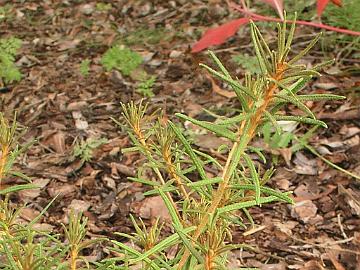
left=50, top=131, right=66, bottom=154
left=293, top=152, right=318, bottom=175
left=327, top=250, right=346, bottom=270
left=57, top=39, right=81, bottom=51
left=68, top=199, right=91, bottom=214
left=205, top=73, right=236, bottom=98
left=19, top=178, right=50, bottom=201
left=291, top=200, right=318, bottom=223
left=338, top=184, right=360, bottom=216
left=134, top=196, right=171, bottom=221
left=301, top=260, right=326, bottom=270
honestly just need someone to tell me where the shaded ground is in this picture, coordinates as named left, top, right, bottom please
left=1, top=1, right=360, bottom=269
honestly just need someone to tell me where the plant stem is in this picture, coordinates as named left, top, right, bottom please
left=177, top=65, right=284, bottom=269
left=0, top=145, right=9, bottom=184
left=231, top=3, right=360, bottom=36
left=135, top=129, right=182, bottom=221
left=70, top=249, right=78, bottom=270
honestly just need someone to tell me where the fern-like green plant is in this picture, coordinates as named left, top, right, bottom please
left=0, top=37, right=22, bottom=85
left=136, top=75, right=156, bottom=97
left=73, top=137, right=107, bottom=163
left=101, top=46, right=142, bottom=76
left=0, top=4, right=13, bottom=22
left=114, top=14, right=345, bottom=270
left=79, top=59, right=90, bottom=77
left=232, top=53, right=260, bottom=74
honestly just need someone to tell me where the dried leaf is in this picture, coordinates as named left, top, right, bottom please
left=291, top=200, right=318, bottom=223
left=135, top=196, right=171, bottom=221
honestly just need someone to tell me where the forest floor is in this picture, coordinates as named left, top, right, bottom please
left=1, top=1, right=360, bottom=269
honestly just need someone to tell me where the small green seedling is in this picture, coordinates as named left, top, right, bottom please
left=232, top=53, right=261, bottom=74
left=0, top=37, right=22, bottom=85
left=73, top=137, right=107, bottom=163
left=0, top=4, right=13, bottom=21
left=101, top=46, right=142, bottom=76
left=96, top=3, right=112, bottom=12
left=124, top=28, right=167, bottom=46
left=136, top=75, right=156, bottom=97
left=79, top=59, right=90, bottom=77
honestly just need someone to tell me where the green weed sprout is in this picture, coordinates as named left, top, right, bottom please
left=0, top=37, right=22, bottom=85
left=136, top=75, right=156, bottom=97
left=73, top=137, right=107, bottom=163
left=117, top=15, right=345, bottom=270
left=80, top=59, right=90, bottom=77
left=0, top=4, right=13, bottom=22
left=101, top=46, right=142, bottom=76
left=232, top=53, right=261, bottom=74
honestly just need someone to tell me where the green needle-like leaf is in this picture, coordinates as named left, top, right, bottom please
left=243, top=154, right=261, bottom=204
left=176, top=113, right=238, bottom=141
left=273, top=115, right=327, bottom=128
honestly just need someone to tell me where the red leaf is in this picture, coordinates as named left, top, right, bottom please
left=260, top=0, right=284, bottom=20
left=331, top=0, right=342, bottom=7
left=317, top=0, right=330, bottom=17
left=192, top=18, right=249, bottom=53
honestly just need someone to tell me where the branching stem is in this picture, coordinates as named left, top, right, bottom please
left=177, top=64, right=284, bottom=269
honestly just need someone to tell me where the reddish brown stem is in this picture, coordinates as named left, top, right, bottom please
left=230, top=2, right=360, bottom=36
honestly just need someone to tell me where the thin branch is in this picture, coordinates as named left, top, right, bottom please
left=230, top=2, right=360, bottom=36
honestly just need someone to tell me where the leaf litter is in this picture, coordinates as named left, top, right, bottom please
left=1, top=0, right=360, bottom=269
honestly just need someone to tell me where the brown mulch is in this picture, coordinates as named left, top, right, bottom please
left=1, top=1, right=360, bottom=269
